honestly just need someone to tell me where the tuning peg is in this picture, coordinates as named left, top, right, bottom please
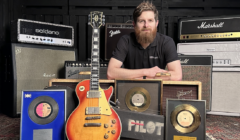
left=102, top=19, right=105, bottom=22
left=88, top=14, right=91, bottom=17
left=88, top=22, right=91, bottom=25
left=102, top=15, right=105, bottom=18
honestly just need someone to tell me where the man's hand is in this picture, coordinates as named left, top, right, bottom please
left=144, top=66, right=168, bottom=78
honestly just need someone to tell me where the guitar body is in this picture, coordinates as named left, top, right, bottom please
left=66, top=80, right=122, bottom=140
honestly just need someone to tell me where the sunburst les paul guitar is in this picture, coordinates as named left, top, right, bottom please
left=66, top=11, right=122, bottom=140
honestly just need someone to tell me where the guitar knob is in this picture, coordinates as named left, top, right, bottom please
left=104, top=124, right=109, bottom=128
left=111, top=130, right=116, bottom=134
left=112, top=119, right=116, bottom=124
left=104, top=134, right=109, bottom=139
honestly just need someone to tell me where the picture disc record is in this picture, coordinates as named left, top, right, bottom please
left=125, top=87, right=151, bottom=112
left=170, top=104, right=201, bottom=134
left=28, top=96, right=59, bottom=125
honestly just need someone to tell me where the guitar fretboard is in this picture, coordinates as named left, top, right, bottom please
left=90, top=27, right=100, bottom=90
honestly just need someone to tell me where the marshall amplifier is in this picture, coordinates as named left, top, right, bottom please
left=114, top=107, right=165, bottom=140
left=207, top=67, right=240, bottom=116
left=105, top=23, right=134, bottom=60
left=11, top=19, right=74, bottom=47
left=179, top=15, right=240, bottom=42
left=177, top=55, right=212, bottom=111
left=65, top=61, right=108, bottom=79
left=178, top=41, right=240, bottom=66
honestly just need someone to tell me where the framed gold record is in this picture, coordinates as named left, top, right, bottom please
left=166, top=99, right=206, bottom=140
left=115, top=79, right=163, bottom=115
left=170, top=104, right=201, bottom=134
left=125, top=87, right=151, bottom=112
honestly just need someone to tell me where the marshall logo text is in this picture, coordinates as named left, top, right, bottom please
left=180, top=59, right=189, bottom=64
left=197, top=22, right=224, bottom=29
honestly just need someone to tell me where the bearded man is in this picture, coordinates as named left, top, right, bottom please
left=107, top=1, right=182, bottom=81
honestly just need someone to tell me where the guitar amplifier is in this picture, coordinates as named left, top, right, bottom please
left=179, top=15, right=240, bottom=42
left=177, top=55, right=212, bottom=111
left=177, top=41, right=240, bottom=66
left=65, top=61, right=108, bottom=79
left=161, top=81, right=202, bottom=116
left=48, top=79, right=115, bottom=101
left=207, top=67, right=240, bottom=116
left=114, top=107, right=165, bottom=140
left=11, top=19, right=74, bottom=47
left=105, top=23, right=134, bottom=60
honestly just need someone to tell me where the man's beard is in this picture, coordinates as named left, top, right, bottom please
left=135, top=26, right=157, bottom=45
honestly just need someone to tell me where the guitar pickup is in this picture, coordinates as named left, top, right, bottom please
left=86, top=107, right=101, bottom=114
left=87, top=91, right=101, bottom=98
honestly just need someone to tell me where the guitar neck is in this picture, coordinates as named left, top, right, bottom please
left=90, top=27, right=100, bottom=91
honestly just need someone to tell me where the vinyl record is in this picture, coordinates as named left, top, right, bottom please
left=170, top=104, right=201, bottom=134
left=28, top=96, right=59, bottom=125
left=125, top=87, right=151, bottom=112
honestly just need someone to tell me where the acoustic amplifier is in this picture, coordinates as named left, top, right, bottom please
left=177, top=41, right=240, bottom=66
left=11, top=19, right=74, bottom=47
left=177, top=55, right=212, bottom=111
left=65, top=61, right=108, bottom=79
left=105, top=23, right=134, bottom=60
left=179, top=15, right=240, bottom=42
left=161, top=81, right=202, bottom=116
left=114, top=107, right=165, bottom=140
left=2, top=43, right=76, bottom=117
left=207, top=67, right=240, bottom=116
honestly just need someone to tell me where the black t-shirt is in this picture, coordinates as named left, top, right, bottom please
left=112, top=32, right=178, bottom=69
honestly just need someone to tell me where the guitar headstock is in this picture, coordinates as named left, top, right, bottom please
left=88, top=11, right=105, bottom=28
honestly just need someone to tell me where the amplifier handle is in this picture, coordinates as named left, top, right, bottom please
left=79, top=71, right=91, bottom=75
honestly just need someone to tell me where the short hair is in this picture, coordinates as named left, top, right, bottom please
left=133, top=1, right=159, bottom=23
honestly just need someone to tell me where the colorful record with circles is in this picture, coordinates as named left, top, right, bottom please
left=28, top=96, right=59, bottom=125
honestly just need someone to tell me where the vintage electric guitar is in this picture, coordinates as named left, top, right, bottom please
left=66, top=11, right=122, bottom=140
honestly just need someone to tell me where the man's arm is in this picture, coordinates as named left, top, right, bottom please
left=107, top=58, right=168, bottom=80
left=154, top=60, right=182, bottom=81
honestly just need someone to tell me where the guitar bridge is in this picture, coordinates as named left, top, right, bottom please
left=85, top=116, right=101, bottom=120
left=84, top=123, right=101, bottom=127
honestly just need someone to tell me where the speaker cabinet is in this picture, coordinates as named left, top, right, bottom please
left=105, top=23, right=134, bottom=60
left=2, top=43, right=76, bottom=117
left=209, top=67, right=240, bottom=115
left=161, top=81, right=202, bottom=116
left=178, top=55, right=212, bottom=111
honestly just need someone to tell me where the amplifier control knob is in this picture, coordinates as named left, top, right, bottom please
left=104, top=134, right=109, bottom=139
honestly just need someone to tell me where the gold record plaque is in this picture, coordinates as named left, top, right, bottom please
left=166, top=99, right=206, bottom=140
left=171, top=104, right=201, bottom=134
left=125, top=87, right=151, bottom=112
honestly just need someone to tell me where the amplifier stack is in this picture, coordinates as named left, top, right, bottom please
left=178, top=15, right=240, bottom=116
